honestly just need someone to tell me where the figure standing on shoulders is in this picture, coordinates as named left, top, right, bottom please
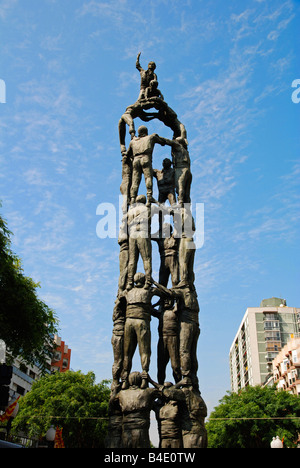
left=124, top=125, right=166, bottom=207
left=136, top=52, right=158, bottom=101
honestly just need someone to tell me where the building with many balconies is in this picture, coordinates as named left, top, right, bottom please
left=229, top=298, right=300, bottom=392
left=51, top=335, right=71, bottom=373
left=272, top=336, right=300, bottom=395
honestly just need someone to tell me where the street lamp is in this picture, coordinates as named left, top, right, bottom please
left=270, top=436, right=283, bottom=448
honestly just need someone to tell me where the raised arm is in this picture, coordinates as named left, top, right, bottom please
left=136, top=52, right=142, bottom=71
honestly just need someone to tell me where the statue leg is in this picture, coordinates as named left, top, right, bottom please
left=168, top=190, right=176, bottom=206
left=158, top=258, right=170, bottom=287
left=130, top=159, right=142, bottom=204
left=179, top=237, right=195, bottom=285
left=179, top=321, right=193, bottom=383
left=127, top=237, right=139, bottom=289
left=120, top=160, right=132, bottom=214
left=166, top=255, right=179, bottom=287
left=137, top=237, right=152, bottom=288
left=157, top=335, right=168, bottom=385
left=118, top=242, right=128, bottom=293
left=168, top=335, right=181, bottom=383
left=175, top=167, right=191, bottom=205
left=136, top=318, right=151, bottom=388
left=122, top=319, right=137, bottom=388
left=111, top=333, right=124, bottom=387
left=179, top=322, right=199, bottom=384
left=190, top=326, right=200, bottom=388
left=176, top=169, right=186, bottom=206
left=141, top=155, right=153, bottom=206
left=184, top=170, right=192, bottom=204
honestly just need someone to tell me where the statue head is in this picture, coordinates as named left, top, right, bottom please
left=162, top=158, right=172, bottom=169
left=148, top=61, right=156, bottom=71
left=138, top=125, right=148, bottom=137
left=134, top=272, right=146, bottom=287
left=128, top=372, right=142, bottom=388
left=136, top=194, right=146, bottom=204
left=164, top=297, right=175, bottom=309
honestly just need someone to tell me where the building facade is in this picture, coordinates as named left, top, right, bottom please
left=229, top=298, right=300, bottom=392
left=272, top=336, right=300, bottom=395
left=51, top=335, right=71, bottom=373
left=0, top=334, right=71, bottom=403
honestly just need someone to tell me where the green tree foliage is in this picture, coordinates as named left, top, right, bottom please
left=206, top=386, right=300, bottom=448
left=11, top=370, right=111, bottom=448
left=0, top=208, right=58, bottom=371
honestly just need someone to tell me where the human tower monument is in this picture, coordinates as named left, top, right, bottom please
left=106, top=54, right=207, bottom=449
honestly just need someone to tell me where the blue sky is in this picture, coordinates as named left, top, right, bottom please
left=0, top=0, right=299, bottom=418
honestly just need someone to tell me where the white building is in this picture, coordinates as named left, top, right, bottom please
left=229, top=298, right=300, bottom=392
left=0, top=340, right=48, bottom=403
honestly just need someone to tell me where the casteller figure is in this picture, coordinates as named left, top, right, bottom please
left=124, top=125, right=166, bottom=207
left=136, top=52, right=158, bottom=100
left=116, top=372, right=161, bottom=448
left=120, top=273, right=167, bottom=390
left=153, top=158, right=176, bottom=205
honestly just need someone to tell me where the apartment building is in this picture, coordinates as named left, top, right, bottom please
left=272, top=336, right=300, bottom=395
left=0, top=334, right=71, bottom=402
left=229, top=298, right=300, bottom=392
left=51, top=335, right=71, bottom=373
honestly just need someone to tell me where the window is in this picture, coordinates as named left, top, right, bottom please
left=19, top=363, right=27, bottom=374
left=53, top=351, right=61, bottom=362
left=264, top=321, right=280, bottom=330
left=265, top=331, right=281, bottom=341
left=264, top=313, right=278, bottom=320
left=16, top=385, right=25, bottom=396
left=292, top=350, right=298, bottom=363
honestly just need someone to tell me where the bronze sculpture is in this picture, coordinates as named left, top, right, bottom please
left=115, top=372, right=161, bottom=448
left=120, top=273, right=166, bottom=390
left=106, top=54, right=207, bottom=449
left=152, top=223, right=179, bottom=287
left=124, top=125, right=166, bottom=207
left=155, top=297, right=181, bottom=385
left=136, top=53, right=158, bottom=101
left=153, top=158, right=176, bottom=205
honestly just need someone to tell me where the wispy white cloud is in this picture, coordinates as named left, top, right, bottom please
left=232, top=161, right=300, bottom=244
left=0, top=0, right=18, bottom=19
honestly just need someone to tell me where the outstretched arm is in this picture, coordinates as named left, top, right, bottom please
left=152, top=280, right=173, bottom=297
left=163, top=138, right=177, bottom=147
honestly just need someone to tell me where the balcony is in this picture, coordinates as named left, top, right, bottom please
left=264, top=321, right=280, bottom=330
